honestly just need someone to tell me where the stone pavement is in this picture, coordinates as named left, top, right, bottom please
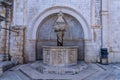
left=0, top=61, right=120, bottom=80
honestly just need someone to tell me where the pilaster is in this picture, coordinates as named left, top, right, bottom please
left=10, top=26, right=25, bottom=64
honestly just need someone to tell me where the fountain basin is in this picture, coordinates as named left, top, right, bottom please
left=43, top=46, right=78, bottom=66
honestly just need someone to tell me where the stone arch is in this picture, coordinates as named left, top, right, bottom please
left=30, top=6, right=92, bottom=40
left=27, top=6, right=92, bottom=61
left=36, top=13, right=84, bottom=60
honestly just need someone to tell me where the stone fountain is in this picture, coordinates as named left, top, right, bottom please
left=37, top=12, right=88, bottom=75
left=43, top=11, right=78, bottom=67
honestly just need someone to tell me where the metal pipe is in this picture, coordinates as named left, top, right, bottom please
left=100, top=0, right=103, bottom=48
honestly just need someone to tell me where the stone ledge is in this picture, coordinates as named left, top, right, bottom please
left=0, top=61, right=15, bottom=76
left=39, top=64, right=87, bottom=75
left=31, top=61, right=88, bottom=75
left=42, top=46, right=79, bottom=48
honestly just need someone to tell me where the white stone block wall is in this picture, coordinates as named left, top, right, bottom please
left=0, top=6, right=7, bottom=61
left=108, top=0, right=120, bottom=63
left=0, top=0, right=119, bottom=63
left=11, top=0, right=101, bottom=62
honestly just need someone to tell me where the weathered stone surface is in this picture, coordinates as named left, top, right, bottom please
left=36, top=13, right=84, bottom=61
left=1, top=61, right=119, bottom=80
left=91, top=0, right=101, bottom=28
left=10, top=26, right=25, bottom=64
left=43, top=46, right=78, bottom=66
left=35, top=61, right=88, bottom=75
left=0, top=61, right=15, bottom=76
left=108, top=0, right=120, bottom=63
left=1, top=0, right=120, bottom=63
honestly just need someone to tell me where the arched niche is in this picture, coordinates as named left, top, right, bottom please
left=30, top=6, right=91, bottom=40
left=36, top=13, right=84, bottom=60
left=27, top=6, right=92, bottom=62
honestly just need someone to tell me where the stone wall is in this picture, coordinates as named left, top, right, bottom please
left=10, top=26, right=25, bottom=64
left=0, top=5, right=7, bottom=61
left=0, top=0, right=120, bottom=63
left=108, top=0, right=120, bottom=63
left=27, top=0, right=91, bottom=26
left=12, top=0, right=101, bottom=62
left=24, top=0, right=93, bottom=62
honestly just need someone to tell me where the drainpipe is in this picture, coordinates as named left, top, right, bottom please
left=6, top=5, right=11, bottom=61
left=100, top=0, right=109, bottom=64
left=100, top=0, right=103, bottom=48
left=101, top=0, right=109, bottom=48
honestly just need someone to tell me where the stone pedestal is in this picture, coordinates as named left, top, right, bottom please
left=43, top=46, right=78, bottom=66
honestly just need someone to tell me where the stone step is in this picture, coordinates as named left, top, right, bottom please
left=30, top=61, right=41, bottom=69
left=19, top=65, right=72, bottom=79
left=14, top=70, right=30, bottom=80
left=105, top=74, right=116, bottom=80
left=74, top=67, right=99, bottom=80
left=9, top=65, right=22, bottom=71
left=96, top=63, right=110, bottom=71
left=34, top=61, right=88, bottom=75
left=83, top=69, right=113, bottom=80
left=14, top=62, right=115, bottom=80
left=0, top=61, right=15, bottom=76
left=0, top=71, right=23, bottom=80
left=19, top=65, right=44, bottom=79
left=43, top=67, right=81, bottom=75
left=89, top=63, right=105, bottom=71
left=1, top=62, right=117, bottom=80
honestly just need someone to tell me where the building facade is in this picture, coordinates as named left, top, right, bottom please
left=0, top=0, right=120, bottom=63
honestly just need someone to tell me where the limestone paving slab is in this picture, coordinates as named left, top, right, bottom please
left=19, top=65, right=44, bottom=79
left=0, top=71, right=23, bottom=80
left=14, top=70, right=31, bottom=80
left=0, top=61, right=120, bottom=80
left=34, top=61, right=88, bottom=75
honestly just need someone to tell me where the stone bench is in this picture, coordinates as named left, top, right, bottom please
left=0, top=61, right=15, bottom=76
